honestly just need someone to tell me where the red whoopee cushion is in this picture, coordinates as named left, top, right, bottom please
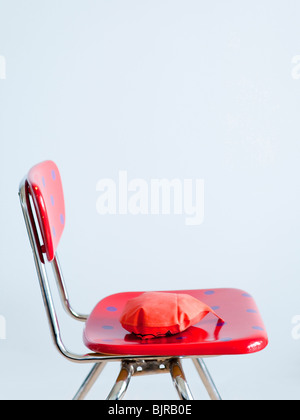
left=120, top=292, right=224, bottom=339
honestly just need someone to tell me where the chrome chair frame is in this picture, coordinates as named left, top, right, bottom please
left=19, top=178, right=222, bottom=401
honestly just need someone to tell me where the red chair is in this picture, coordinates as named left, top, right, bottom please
left=19, top=160, right=268, bottom=400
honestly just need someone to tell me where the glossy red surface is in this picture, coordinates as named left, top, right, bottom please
left=84, top=288, right=268, bottom=356
left=27, top=161, right=65, bottom=262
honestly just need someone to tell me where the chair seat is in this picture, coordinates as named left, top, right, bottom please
left=83, top=288, right=268, bottom=357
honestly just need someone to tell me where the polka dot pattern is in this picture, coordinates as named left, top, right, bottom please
left=27, top=161, right=66, bottom=262
left=84, top=289, right=268, bottom=357
left=106, top=306, right=118, bottom=312
left=252, top=326, right=264, bottom=331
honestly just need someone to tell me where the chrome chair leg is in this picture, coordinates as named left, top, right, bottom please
left=107, top=362, right=133, bottom=400
left=192, top=358, right=222, bottom=401
left=73, top=362, right=107, bottom=401
left=169, top=359, right=194, bottom=400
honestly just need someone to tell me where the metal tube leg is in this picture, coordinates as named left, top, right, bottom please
left=106, top=362, right=133, bottom=401
left=170, top=359, right=194, bottom=400
left=192, top=358, right=222, bottom=401
left=73, top=362, right=107, bottom=401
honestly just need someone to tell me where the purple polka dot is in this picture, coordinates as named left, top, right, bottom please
left=217, top=321, right=227, bottom=327
left=242, top=293, right=252, bottom=298
left=220, top=337, right=232, bottom=342
left=60, top=214, right=65, bottom=225
left=252, top=326, right=264, bottom=331
left=50, top=195, right=55, bottom=206
left=52, top=227, right=56, bottom=237
left=42, top=177, right=46, bottom=187
left=247, top=309, right=257, bottom=313
left=204, top=291, right=215, bottom=295
left=51, top=170, right=56, bottom=181
left=102, top=325, right=114, bottom=330
left=211, top=306, right=220, bottom=310
left=176, top=336, right=187, bottom=340
left=106, top=306, right=118, bottom=312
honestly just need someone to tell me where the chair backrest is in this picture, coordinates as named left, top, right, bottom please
left=19, top=160, right=88, bottom=357
left=26, top=160, right=65, bottom=262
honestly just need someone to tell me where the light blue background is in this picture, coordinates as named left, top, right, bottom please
left=0, top=0, right=300, bottom=399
